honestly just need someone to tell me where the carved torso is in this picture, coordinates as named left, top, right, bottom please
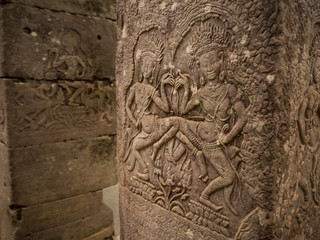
left=306, top=86, right=320, bottom=148
left=131, top=82, right=156, bottom=116
left=195, top=83, right=234, bottom=143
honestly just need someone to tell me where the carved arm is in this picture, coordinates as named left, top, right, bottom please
left=152, top=72, right=173, bottom=113
left=76, top=56, right=86, bottom=78
left=221, top=100, right=247, bottom=145
left=126, top=88, right=138, bottom=127
left=175, top=72, right=192, bottom=115
left=297, top=97, right=308, bottom=144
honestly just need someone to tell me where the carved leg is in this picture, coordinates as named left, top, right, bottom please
left=131, top=128, right=168, bottom=180
left=151, top=119, right=179, bottom=161
left=132, top=138, right=152, bottom=181
left=24, top=115, right=37, bottom=130
left=69, top=88, right=84, bottom=105
left=126, top=153, right=136, bottom=172
left=196, top=151, right=208, bottom=182
left=176, top=131, right=198, bottom=155
left=311, top=149, right=320, bottom=204
left=131, top=148, right=149, bottom=181
left=170, top=142, right=186, bottom=163
left=200, top=148, right=235, bottom=211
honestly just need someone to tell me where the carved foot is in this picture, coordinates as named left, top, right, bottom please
left=199, top=195, right=223, bottom=211
left=165, top=153, right=178, bottom=165
left=137, top=169, right=149, bottom=181
left=126, top=161, right=135, bottom=172
left=199, top=174, right=209, bottom=183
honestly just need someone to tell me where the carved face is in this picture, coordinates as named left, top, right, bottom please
left=199, top=50, right=222, bottom=82
left=141, top=55, right=156, bottom=83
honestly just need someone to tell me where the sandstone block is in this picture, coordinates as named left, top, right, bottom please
left=0, top=84, right=6, bottom=144
left=0, top=144, right=10, bottom=203
left=3, top=136, right=116, bottom=206
left=0, top=79, right=116, bottom=147
left=0, top=4, right=116, bottom=81
left=0, top=191, right=112, bottom=239
left=27, top=205, right=113, bottom=240
left=1, top=198, right=113, bottom=240
left=0, top=0, right=116, bottom=19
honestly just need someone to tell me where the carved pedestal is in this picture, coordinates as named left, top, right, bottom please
left=117, top=1, right=320, bottom=239
left=0, top=1, right=117, bottom=239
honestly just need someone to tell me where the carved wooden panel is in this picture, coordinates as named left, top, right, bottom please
left=117, top=0, right=280, bottom=239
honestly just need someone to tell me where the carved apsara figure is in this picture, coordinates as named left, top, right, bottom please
left=185, top=22, right=247, bottom=213
left=125, top=33, right=205, bottom=181
left=124, top=33, right=174, bottom=180
left=298, top=33, right=320, bottom=204
left=151, top=22, right=247, bottom=213
left=45, top=29, right=86, bottom=80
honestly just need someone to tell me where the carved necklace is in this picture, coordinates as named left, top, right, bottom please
left=200, top=83, right=229, bottom=122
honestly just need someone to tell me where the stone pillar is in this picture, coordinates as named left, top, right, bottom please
left=117, top=0, right=320, bottom=239
left=0, top=1, right=117, bottom=239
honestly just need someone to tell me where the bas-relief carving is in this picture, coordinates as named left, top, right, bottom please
left=9, top=80, right=115, bottom=133
left=274, top=6, right=320, bottom=239
left=296, top=26, right=320, bottom=214
left=44, top=29, right=88, bottom=80
left=119, top=1, right=278, bottom=239
left=124, top=18, right=243, bottom=239
left=305, top=32, right=320, bottom=206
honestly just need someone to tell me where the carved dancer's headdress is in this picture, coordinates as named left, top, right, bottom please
left=188, top=21, right=229, bottom=59
left=139, top=33, right=164, bottom=63
left=62, top=29, right=81, bottom=48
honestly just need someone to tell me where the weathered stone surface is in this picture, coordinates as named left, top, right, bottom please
left=27, top=206, right=113, bottom=240
left=0, top=144, right=10, bottom=240
left=0, top=79, right=116, bottom=147
left=4, top=136, right=116, bottom=206
left=273, top=1, right=320, bottom=240
left=0, top=0, right=116, bottom=20
left=0, top=191, right=112, bottom=239
left=117, top=0, right=320, bottom=239
left=0, top=3, right=116, bottom=81
left=0, top=0, right=118, bottom=239
left=119, top=185, right=228, bottom=240
left=0, top=82, right=6, bottom=144
left=0, top=144, right=10, bottom=201
left=1, top=202, right=113, bottom=240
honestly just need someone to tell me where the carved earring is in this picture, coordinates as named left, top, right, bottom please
left=219, top=71, right=225, bottom=82
left=150, top=64, right=157, bottom=83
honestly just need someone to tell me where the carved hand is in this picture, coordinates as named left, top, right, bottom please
left=135, top=118, right=142, bottom=129
left=160, top=72, right=174, bottom=85
left=218, top=132, right=228, bottom=145
left=175, top=72, right=189, bottom=90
